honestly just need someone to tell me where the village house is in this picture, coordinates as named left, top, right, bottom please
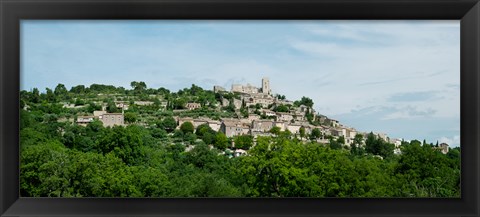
left=115, top=101, right=129, bottom=110
left=336, top=127, right=357, bottom=145
left=233, top=98, right=242, bottom=110
left=134, top=101, right=154, bottom=106
left=274, top=121, right=287, bottom=131
left=287, top=123, right=302, bottom=134
left=221, top=121, right=250, bottom=137
left=207, top=120, right=222, bottom=132
left=245, top=95, right=275, bottom=108
left=438, top=143, right=450, bottom=154
left=100, top=113, right=124, bottom=127
left=252, top=120, right=275, bottom=133
left=185, top=102, right=201, bottom=110
left=76, top=116, right=94, bottom=127
left=276, top=112, right=293, bottom=122
left=390, top=138, right=403, bottom=148
left=296, top=105, right=310, bottom=114
left=93, top=110, right=107, bottom=117
left=301, top=124, right=313, bottom=135
left=248, top=114, right=261, bottom=122
left=261, top=109, right=276, bottom=117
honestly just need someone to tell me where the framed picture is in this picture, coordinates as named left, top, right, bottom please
left=1, top=0, right=479, bottom=216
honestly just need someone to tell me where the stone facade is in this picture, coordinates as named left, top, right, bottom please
left=262, top=77, right=271, bottom=95
left=100, top=113, right=124, bottom=127
left=93, top=110, right=107, bottom=117
left=185, top=103, right=201, bottom=110
left=214, top=85, right=226, bottom=93
left=221, top=121, right=250, bottom=137
left=77, top=116, right=94, bottom=127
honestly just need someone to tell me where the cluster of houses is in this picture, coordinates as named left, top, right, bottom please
left=76, top=110, right=124, bottom=127
left=177, top=115, right=353, bottom=142
left=70, top=77, right=450, bottom=155
left=215, top=77, right=297, bottom=110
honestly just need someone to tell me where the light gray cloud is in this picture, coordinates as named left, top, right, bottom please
left=387, top=91, right=442, bottom=102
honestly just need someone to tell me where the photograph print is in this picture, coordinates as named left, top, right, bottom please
left=19, top=20, right=460, bottom=198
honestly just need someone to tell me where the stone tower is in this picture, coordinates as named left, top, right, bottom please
left=262, top=77, right=271, bottom=95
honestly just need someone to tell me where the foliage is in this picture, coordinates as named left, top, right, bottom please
left=180, top=122, right=195, bottom=134
left=19, top=82, right=461, bottom=198
left=234, top=135, right=254, bottom=150
left=159, top=116, right=177, bottom=133
left=293, top=96, right=314, bottom=108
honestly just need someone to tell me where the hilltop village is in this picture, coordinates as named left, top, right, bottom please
left=61, top=77, right=449, bottom=156
left=20, top=77, right=459, bottom=198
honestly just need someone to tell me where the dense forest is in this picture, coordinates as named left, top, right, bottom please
left=20, top=83, right=461, bottom=197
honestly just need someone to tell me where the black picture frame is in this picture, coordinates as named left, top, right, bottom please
left=1, top=0, right=479, bottom=216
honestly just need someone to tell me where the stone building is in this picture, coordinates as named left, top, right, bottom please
left=231, top=83, right=258, bottom=94
left=221, top=121, right=250, bottom=137
left=248, top=114, right=261, bottom=122
left=100, top=113, right=124, bottom=127
left=93, top=110, right=107, bottom=117
left=185, top=103, right=201, bottom=110
left=134, top=101, right=154, bottom=106
left=439, top=143, right=450, bottom=154
left=207, top=120, right=222, bottom=132
left=274, top=121, right=287, bottom=131
left=286, top=124, right=302, bottom=134
left=276, top=112, right=293, bottom=122
left=252, top=120, right=274, bottom=133
left=262, top=77, right=271, bottom=95
left=214, top=85, right=226, bottom=93
left=233, top=98, right=242, bottom=110
left=77, top=116, right=94, bottom=127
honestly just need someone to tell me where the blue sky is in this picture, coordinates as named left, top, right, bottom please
left=21, top=20, right=460, bottom=146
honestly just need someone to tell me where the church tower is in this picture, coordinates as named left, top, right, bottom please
left=262, top=77, right=271, bottom=95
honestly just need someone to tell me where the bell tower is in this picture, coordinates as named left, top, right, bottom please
left=262, top=77, right=270, bottom=95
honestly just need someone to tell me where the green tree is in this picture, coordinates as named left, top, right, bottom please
left=294, top=96, right=314, bottom=108
left=195, top=124, right=213, bottom=137
left=310, top=128, right=322, bottom=140
left=329, top=138, right=342, bottom=150
left=274, top=105, right=289, bottom=112
left=351, top=134, right=365, bottom=156
left=159, top=116, right=177, bottom=133
left=130, top=81, right=147, bottom=92
left=180, top=122, right=194, bottom=134
left=269, top=126, right=281, bottom=135
left=31, top=88, right=40, bottom=103
left=106, top=101, right=120, bottom=113
left=70, top=85, right=86, bottom=94
left=365, top=132, right=394, bottom=159
left=299, top=127, right=306, bottom=139
left=234, top=135, right=253, bottom=150
left=45, top=88, right=56, bottom=103
left=54, top=83, right=68, bottom=98
left=214, top=132, right=228, bottom=150
left=124, top=112, right=137, bottom=124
